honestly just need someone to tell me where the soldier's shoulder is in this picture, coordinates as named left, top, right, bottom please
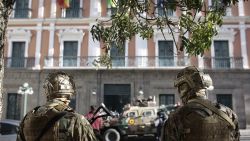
left=173, top=104, right=192, bottom=114
left=66, top=112, right=90, bottom=123
left=168, top=103, right=205, bottom=118
left=69, top=112, right=85, bottom=119
left=23, top=105, right=45, bottom=118
left=216, top=103, right=238, bottom=120
left=167, top=106, right=185, bottom=119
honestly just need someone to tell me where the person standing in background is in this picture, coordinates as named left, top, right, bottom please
left=86, top=105, right=103, bottom=140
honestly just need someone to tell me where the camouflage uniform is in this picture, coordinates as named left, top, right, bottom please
left=162, top=98, right=240, bottom=141
left=161, top=66, right=240, bottom=141
left=16, top=71, right=97, bottom=141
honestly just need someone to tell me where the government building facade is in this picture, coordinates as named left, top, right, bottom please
left=2, top=0, right=250, bottom=129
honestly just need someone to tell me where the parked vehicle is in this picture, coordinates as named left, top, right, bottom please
left=0, top=119, right=20, bottom=141
left=98, top=103, right=178, bottom=141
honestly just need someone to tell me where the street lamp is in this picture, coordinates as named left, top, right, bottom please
left=17, top=82, right=33, bottom=117
left=138, top=87, right=144, bottom=95
left=91, top=88, right=96, bottom=95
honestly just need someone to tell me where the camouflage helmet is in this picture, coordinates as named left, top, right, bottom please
left=43, top=71, right=76, bottom=100
left=174, top=66, right=213, bottom=94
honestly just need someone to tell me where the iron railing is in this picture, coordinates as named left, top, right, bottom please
left=63, top=8, right=83, bottom=18
left=5, top=56, right=243, bottom=69
left=209, top=6, right=231, bottom=16
left=44, top=56, right=190, bottom=68
left=203, top=57, right=243, bottom=69
left=13, top=8, right=32, bottom=19
left=157, top=7, right=174, bottom=16
left=106, top=8, right=118, bottom=16
left=107, top=7, right=174, bottom=17
left=4, top=57, right=35, bottom=68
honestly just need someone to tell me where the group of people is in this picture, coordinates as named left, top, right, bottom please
left=16, top=66, right=240, bottom=141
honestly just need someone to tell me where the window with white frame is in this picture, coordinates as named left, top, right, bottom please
left=159, top=94, right=175, bottom=106
left=214, top=40, right=230, bottom=69
left=154, top=30, right=178, bottom=67
left=11, top=42, right=25, bottom=68
left=211, top=28, right=235, bottom=69
left=110, top=42, right=125, bottom=67
left=63, top=41, right=78, bottom=67
left=65, top=0, right=81, bottom=18
left=57, top=29, right=84, bottom=67
left=14, top=0, right=30, bottom=18
left=158, top=41, right=174, bottom=66
left=7, top=29, right=32, bottom=68
left=216, top=94, right=233, bottom=109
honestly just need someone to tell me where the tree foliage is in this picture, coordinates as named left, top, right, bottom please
left=91, top=0, right=246, bottom=67
left=0, top=0, right=16, bottom=119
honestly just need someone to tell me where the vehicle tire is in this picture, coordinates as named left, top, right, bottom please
left=121, top=135, right=128, bottom=141
left=103, top=128, right=120, bottom=141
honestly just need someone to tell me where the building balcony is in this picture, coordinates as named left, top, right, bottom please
left=43, top=56, right=190, bottom=68
left=106, top=8, right=117, bottom=17
left=203, top=57, right=243, bottom=69
left=157, top=7, right=174, bottom=17
left=12, top=8, right=32, bottom=19
left=4, top=57, right=35, bottom=69
left=209, top=6, right=232, bottom=16
left=61, top=8, right=83, bottom=18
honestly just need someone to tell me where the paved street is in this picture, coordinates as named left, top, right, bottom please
left=240, top=129, right=250, bottom=141
left=122, top=129, right=250, bottom=141
left=124, top=136, right=156, bottom=141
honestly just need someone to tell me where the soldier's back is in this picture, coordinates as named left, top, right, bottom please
left=162, top=98, right=239, bottom=141
left=18, top=101, right=96, bottom=141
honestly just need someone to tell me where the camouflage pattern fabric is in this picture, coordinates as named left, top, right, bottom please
left=161, top=98, right=240, bottom=141
left=17, top=99, right=97, bottom=141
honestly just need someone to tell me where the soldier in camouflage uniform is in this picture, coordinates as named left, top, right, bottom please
left=17, top=71, right=97, bottom=141
left=161, top=66, right=240, bottom=141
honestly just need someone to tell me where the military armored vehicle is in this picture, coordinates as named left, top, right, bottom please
left=99, top=101, right=177, bottom=141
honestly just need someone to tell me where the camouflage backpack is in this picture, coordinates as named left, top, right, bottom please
left=162, top=99, right=237, bottom=141
left=19, top=103, right=74, bottom=141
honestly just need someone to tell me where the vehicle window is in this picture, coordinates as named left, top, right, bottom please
left=128, top=111, right=137, bottom=117
left=0, top=123, right=17, bottom=135
left=142, top=111, right=153, bottom=117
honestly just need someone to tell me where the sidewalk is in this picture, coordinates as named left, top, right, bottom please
left=240, top=125, right=250, bottom=141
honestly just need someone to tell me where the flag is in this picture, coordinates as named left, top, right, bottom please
left=107, top=0, right=117, bottom=8
left=57, top=0, right=71, bottom=8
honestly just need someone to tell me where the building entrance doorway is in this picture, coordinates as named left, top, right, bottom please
left=104, top=84, right=131, bottom=113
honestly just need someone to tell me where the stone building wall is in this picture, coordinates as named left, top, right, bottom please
left=3, top=69, right=250, bottom=128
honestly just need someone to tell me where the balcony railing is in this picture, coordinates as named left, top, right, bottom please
left=209, top=6, right=231, bottom=16
left=111, top=56, right=125, bottom=67
left=203, top=57, right=243, bottom=69
left=44, top=56, right=190, bottom=68
left=4, top=57, right=35, bottom=68
left=62, top=8, right=83, bottom=18
left=157, top=7, right=174, bottom=16
left=5, top=56, right=243, bottom=69
left=106, top=8, right=117, bottom=16
left=13, top=8, right=32, bottom=19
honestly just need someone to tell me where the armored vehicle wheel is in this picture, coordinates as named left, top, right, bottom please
left=104, top=128, right=120, bottom=141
